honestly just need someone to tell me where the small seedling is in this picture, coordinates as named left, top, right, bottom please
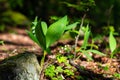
left=76, top=25, right=106, bottom=61
left=113, top=73, right=120, bottom=79
left=45, top=64, right=64, bottom=80
left=45, top=54, right=75, bottom=80
left=108, top=26, right=118, bottom=58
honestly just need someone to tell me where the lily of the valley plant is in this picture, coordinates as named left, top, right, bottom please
left=27, top=15, right=78, bottom=72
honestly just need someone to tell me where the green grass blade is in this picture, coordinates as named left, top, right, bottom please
left=86, top=49, right=106, bottom=56
left=46, top=16, right=68, bottom=48
left=81, top=25, right=90, bottom=49
left=26, top=30, right=40, bottom=45
left=83, top=51, right=93, bottom=61
left=65, top=22, right=79, bottom=30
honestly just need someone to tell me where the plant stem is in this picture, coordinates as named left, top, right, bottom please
left=74, top=14, right=86, bottom=59
left=40, top=50, right=47, bottom=79
left=41, top=50, right=47, bottom=67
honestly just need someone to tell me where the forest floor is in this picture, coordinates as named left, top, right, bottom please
left=0, top=27, right=120, bottom=80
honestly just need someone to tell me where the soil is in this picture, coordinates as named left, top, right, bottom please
left=0, top=27, right=120, bottom=80
left=0, top=27, right=41, bottom=60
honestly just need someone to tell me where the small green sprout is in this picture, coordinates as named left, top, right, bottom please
left=78, top=25, right=106, bottom=61
left=109, top=27, right=118, bottom=58
left=113, top=73, right=120, bottom=79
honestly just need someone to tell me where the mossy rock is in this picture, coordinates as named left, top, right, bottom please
left=0, top=52, right=40, bottom=80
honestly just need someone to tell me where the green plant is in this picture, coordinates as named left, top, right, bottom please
left=0, top=40, right=7, bottom=51
left=45, top=54, right=75, bottom=80
left=102, top=65, right=109, bottom=71
left=64, top=69, right=74, bottom=76
left=56, top=54, right=67, bottom=63
left=45, top=65, right=56, bottom=78
left=72, top=22, right=105, bottom=60
left=56, top=54, right=71, bottom=67
left=27, top=16, right=78, bottom=53
left=108, top=26, right=117, bottom=58
left=0, top=41, right=4, bottom=45
left=113, top=73, right=120, bottom=79
left=45, top=64, right=64, bottom=80
left=75, top=25, right=106, bottom=60
left=27, top=15, right=78, bottom=77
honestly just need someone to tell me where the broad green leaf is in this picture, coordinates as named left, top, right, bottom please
left=109, top=31, right=117, bottom=53
left=35, top=21, right=46, bottom=49
left=46, top=16, right=68, bottom=48
left=26, top=30, right=40, bottom=45
left=111, top=46, right=120, bottom=58
left=65, top=22, right=79, bottom=30
left=86, top=49, right=106, bottom=56
left=81, top=25, right=90, bottom=49
left=41, top=21, right=47, bottom=35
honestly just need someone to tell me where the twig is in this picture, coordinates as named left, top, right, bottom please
left=74, top=14, right=86, bottom=59
left=69, top=59, right=113, bottom=80
left=107, top=5, right=114, bottom=26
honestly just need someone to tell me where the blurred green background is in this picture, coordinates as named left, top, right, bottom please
left=0, top=0, right=120, bottom=34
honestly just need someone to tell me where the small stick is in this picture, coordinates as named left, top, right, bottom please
left=74, top=14, right=86, bottom=59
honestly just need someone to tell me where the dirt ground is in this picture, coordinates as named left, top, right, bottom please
left=0, top=27, right=42, bottom=60
left=0, top=27, right=120, bottom=80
